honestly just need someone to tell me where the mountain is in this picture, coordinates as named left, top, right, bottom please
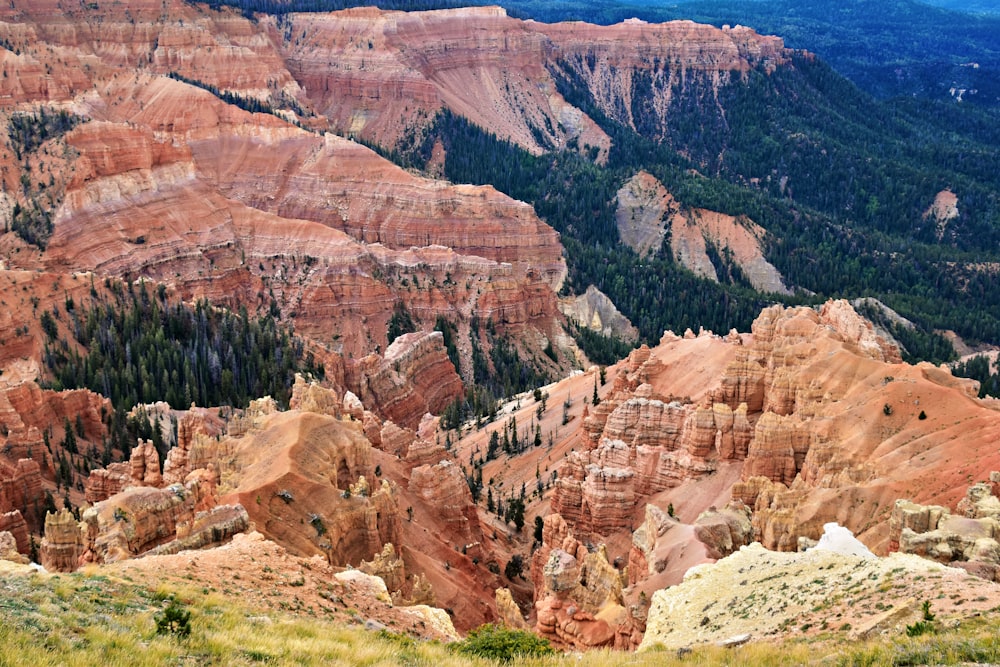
left=1, top=0, right=1000, bottom=658
left=496, top=0, right=1000, bottom=108
left=917, top=0, right=1000, bottom=15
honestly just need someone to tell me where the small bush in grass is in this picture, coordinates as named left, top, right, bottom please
left=155, top=598, right=191, bottom=639
left=451, top=624, right=554, bottom=662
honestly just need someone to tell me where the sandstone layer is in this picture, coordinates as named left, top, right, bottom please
left=546, top=299, right=1000, bottom=560
left=0, top=0, right=579, bottom=416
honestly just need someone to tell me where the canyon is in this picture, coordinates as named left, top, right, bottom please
left=0, top=0, right=998, bottom=658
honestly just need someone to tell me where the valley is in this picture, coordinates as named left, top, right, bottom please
left=0, top=0, right=999, bottom=663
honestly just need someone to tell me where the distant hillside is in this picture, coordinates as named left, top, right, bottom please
left=917, top=0, right=1000, bottom=15
left=185, top=0, right=1000, bottom=355
left=493, top=0, right=1000, bottom=107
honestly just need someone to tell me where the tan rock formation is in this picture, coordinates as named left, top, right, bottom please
left=628, top=505, right=678, bottom=584
left=0, top=530, right=27, bottom=564
left=559, top=285, right=639, bottom=343
left=40, top=508, right=83, bottom=572
left=163, top=409, right=217, bottom=486
left=495, top=587, right=529, bottom=629
left=890, top=477, right=1000, bottom=581
left=524, top=511, right=631, bottom=649
left=408, top=573, right=436, bottom=607
left=80, top=471, right=223, bottom=565
left=219, top=411, right=401, bottom=565
left=692, top=504, right=753, bottom=560
left=289, top=375, right=342, bottom=418
left=360, top=542, right=406, bottom=595
left=145, top=504, right=250, bottom=557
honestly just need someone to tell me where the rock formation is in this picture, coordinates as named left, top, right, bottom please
left=0, top=510, right=30, bottom=556
left=558, top=286, right=639, bottom=343
left=219, top=410, right=402, bottom=566
left=145, top=504, right=251, bottom=558
left=409, top=460, right=481, bottom=546
left=346, top=332, right=463, bottom=430
left=615, top=170, right=790, bottom=292
left=614, top=171, right=674, bottom=257
left=519, top=297, right=1000, bottom=640
left=0, top=0, right=800, bottom=412
left=692, top=504, right=753, bottom=560
left=360, top=542, right=406, bottom=596
left=0, top=530, right=27, bottom=564
left=525, top=513, right=638, bottom=649
left=890, top=473, right=1000, bottom=581
left=533, top=543, right=626, bottom=650
left=40, top=508, right=83, bottom=572
left=280, top=7, right=785, bottom=154
left=495, top=587, right=530, bottom=630
left=0, top=458, right=44, bottom=532
left=924, top=189, right=960, bottom=240
left=80, top=471, right=222, bottom=564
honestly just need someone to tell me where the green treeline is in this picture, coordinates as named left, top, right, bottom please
left=952, top=355, right=1000, bottom=398
left=7, top=108, right=82, bottom=159
left=6, top=108, right=85, bottom=248
left=165, top=72, right=309, bottom=120
left=42, top=280, right=324, bottom=412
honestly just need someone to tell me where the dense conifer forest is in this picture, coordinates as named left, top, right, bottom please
left=42, top=280, right=324, bottom=412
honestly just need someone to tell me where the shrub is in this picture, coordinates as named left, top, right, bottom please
left=155, top=598, right=191, bottom=639
left=452, top=624, right=554, bottom=662
left=504, top=554, right=524, bottom=581
left=906, top=600, right=936, bottom=637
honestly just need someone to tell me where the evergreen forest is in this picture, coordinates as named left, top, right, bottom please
left=42, top=280, right=325, bottom=412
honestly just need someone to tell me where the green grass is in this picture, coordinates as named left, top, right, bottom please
left=1, top=567, right=999, bottom=666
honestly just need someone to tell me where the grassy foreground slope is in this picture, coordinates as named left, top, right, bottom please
left=2, top=561, right=1000, bottom=666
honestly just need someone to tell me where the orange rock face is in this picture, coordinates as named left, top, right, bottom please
left=346, top=332, right=463, bottom=430
left=219, top=411, right=402, bottom=565
left=281, top=6, right=611, bottom=157
left=0, top=0, right=576, bottom=421
left=547, top=299, right=999, bottom=575
left=409, top=460, right=482, bottom=546
left=279, top=7, right=786, bottom=155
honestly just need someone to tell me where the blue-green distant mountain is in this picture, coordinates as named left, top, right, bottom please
left=917, top=0, right=1000, bottom=15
